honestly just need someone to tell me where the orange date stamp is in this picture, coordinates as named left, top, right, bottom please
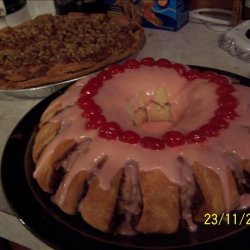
left=204, top=213, right=250, bottom=226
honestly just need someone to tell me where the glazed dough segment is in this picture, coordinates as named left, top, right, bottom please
left=53, top=139, right=96, bottom=215
left=35, top=139, right=77, bottom=193
left=79, top=169, right=123, bottom=232
left=54, top=170, right=89, bottom=215
left=117, top=164, right=142, bottom=231
left=243, top=159, right=250, bottom=172
left=32, top=122, right=61, bottom=163
left=192, top=162, right=240, bottom=220
left=136, top=169, right=180, bottom=234
left=39, top=101, right=63, bottom=127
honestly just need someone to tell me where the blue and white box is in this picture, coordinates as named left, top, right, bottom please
left=105, top=0, right=189, bottom=31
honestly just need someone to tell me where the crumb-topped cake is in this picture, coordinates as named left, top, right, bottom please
left=32, top=58, right=250, bottom=234
left=0, top=13, right=144, bottom=90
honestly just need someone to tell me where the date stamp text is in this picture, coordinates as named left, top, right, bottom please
left=204, top=213, right=250, bottom=226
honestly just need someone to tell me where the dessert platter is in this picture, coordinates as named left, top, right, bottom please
left=0, top=13, right=144, bottom=98
left=1, top=58, right=250, bottom=249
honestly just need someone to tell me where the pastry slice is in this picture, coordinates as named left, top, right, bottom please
left=53, top=170, right=89, bottom=215
left=136, top=169, right=180, bottom=234
left=34, top=139, right=77, bottom=193
left=40, top=101, right=63, bottom=126
left=32, top=122, right=61, bottom=163
left=192, top=162, right=240, bottom=221
left=117, top=164, right=142, bottom=234
left=242, top=159, right=250, bottom=172
left=79, top=169, right=123, bottom=232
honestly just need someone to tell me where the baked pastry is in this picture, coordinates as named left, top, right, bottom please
left=0, top=13, right=144, bottom=90
left=33, top=57, right=250, bottom=234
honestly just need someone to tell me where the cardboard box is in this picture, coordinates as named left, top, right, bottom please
left=105, top=0, right=189, bottom=31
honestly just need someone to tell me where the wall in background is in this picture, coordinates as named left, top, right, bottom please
left=27, top=0, right=55, bottom=17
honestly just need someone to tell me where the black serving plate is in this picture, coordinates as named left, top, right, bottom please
left=1, top=66, right=250, bottom=250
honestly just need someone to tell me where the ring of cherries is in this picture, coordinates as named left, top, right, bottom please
left=77, top=57, right=239, bottom=150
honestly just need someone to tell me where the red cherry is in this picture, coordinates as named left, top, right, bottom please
left=140, top=57, right=155, bottom=66
left=119, top=130, right=141, bottom=144
left=185, top=69, right=200, bottom=81
left=108, top=64, right=124, bottom=74
left=156, top=58, right=171, bottom=68
left=199, top=124, right=219, bottom=137
left=80, top=83, right=98, bottom=97
left=209, top=116, right=229, bottom=130
left=82, top=103, right=102, bottom=118
left=140, top=137, right=165, bottom=150
left=99, top=122, right=122, bottom=140
left=123, top=59, right=140, bottom=69
left=218, top=94, right=239, bottom=109
left=85, top=114, right=106, bottom=130
left=200, top=71, right=217, bottom=79
left=88, top=77, right=103, bottom=88
left=77, top=96, right=95, bottom=109
left=216, top=83, right=236, bottom=95
left=172, top=63, right=187, bottom=76
left=163, top=131, right=185, bottom=147
left=211, top=75, right=229, bottom=85
left=97, top=70, right=112, bottom=81
left=215, top=107, right=238, bottom=120
left=186, top=130, right=206, bottom=144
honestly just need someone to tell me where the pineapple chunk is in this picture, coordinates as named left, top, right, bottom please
left=147, top=85, right=172, bottom=122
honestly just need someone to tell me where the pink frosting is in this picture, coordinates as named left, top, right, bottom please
left=95, top=66, right=218, bottom=136
left=34, top=64, right=250, bottom=219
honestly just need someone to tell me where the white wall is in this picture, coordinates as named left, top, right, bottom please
left=27, top=0, right=56, bottom=17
